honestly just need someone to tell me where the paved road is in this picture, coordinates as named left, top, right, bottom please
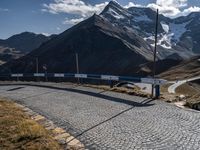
left=1, top=82, right=200, bottom=150
left=168, top=76, right=200, bottom=94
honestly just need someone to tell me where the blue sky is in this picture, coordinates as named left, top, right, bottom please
left=0, top=0, right=200, bottom=39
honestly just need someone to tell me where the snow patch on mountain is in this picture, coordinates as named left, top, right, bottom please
left=134, top=15, right=152, bottom=22
left=145, top=34, right=172, bottom=49
left=145, top=20, right=193, bottom=49
left=169, top=21, right=190, bottom=41
left=108, top=8, right=125, bottom=19
left=161, top=22, right=169, bottom=33
left=132, top=25, right=141, bottom=30
left=144, top=36, right=154, bottom=41
left=158, top=34, right=173, bottom=49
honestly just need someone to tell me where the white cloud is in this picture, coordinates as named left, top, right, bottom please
left=124, top=0, right=200, bottom=18
left=147, top=3, right=182, bottom=17
left=156, top=0, right=187, bottom=8
left=63, top=17, right=84, bottom=25
left=124, top=2, right=144, bottom=9
left=182, top=6, right=200, bottom=15
left=43, top=0, right=108, bottom=17
left=43, top=0, right=200, bottom=24
left=0, top=8, right=9, bottom=12
left=146, top=0, right=188, bottom=17
left=148, top=0, right=200, bottom=17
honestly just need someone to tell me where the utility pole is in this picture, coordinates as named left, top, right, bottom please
left=151, top=9, right=159, bottom=98
left=75, top=53, right=80, bottom=84
left=36, top=57, right=39, bottom=82
left=36, top=57, right=39, bottom=74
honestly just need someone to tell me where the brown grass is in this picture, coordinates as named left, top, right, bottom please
left=0, top=99, right=62, bottom=150
left=83, top=84, right=150, bottom=98
left=176, top=83, right=198, bottom=96
left=160, top=83, right=172, bottom=93
left=175, top=83, right=200, bottom=109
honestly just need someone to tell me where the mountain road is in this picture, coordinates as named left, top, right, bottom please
left=168, top=76, right=200, bottom=94
left=0, top=82, right=200, bottom=149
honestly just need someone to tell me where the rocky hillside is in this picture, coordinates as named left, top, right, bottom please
left=0, top=32, right=54, bottom=64
left=101, top=1, right=200, bottom=60
left=2, top=14, right=153, bottom=75
left=159, top=56, right=200, bottom=80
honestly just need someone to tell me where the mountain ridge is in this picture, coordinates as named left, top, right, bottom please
left=0, top=32, right=54, bottom=53
left=1, top=1, right=200, bottom=76
left=100, top=1, right=200, bottom=59
left=0, top=32, right=55, bottom=64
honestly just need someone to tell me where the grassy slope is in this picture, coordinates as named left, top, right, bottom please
left=159, top=56, right=200, bottom=80
left=176, top=82, right=200, bottom=107
left=0, top=99, right=62, bottom=150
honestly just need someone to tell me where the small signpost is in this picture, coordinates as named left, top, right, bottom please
left=101, top=75, right=119, bottom=81
left=54, top=74, right=65, bottom=77
left=75, top=74, right=87, bottom=78
left=34, top=73, right=45, bottom=77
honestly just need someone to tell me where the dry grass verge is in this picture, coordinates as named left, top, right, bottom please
left=175, top=83, right=200, bottom=110
left=160, top=83, right=172, bottom=93
left=176, top=83, right=198, bottom=96
left=0, top=99, right=62, bottom=150
left=83, top=84, right=151, bottom=98
left=185, top=93, right=200, bottom=108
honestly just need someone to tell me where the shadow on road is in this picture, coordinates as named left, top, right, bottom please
left=7, top=87, right=25, bottom=91
left=61, top=88, right=154, bottom=107
left=66, top=98, right=153, bottom=144
left=0, top=83, right=155, bottom=107
left=0, top=83, right=155, bottom=146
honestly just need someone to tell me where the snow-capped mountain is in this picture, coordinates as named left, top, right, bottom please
left=1, top=1, right=200, bottom=76
left=100, top=1, right=200, bottom=60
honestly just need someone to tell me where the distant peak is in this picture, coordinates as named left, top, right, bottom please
left=103, top=0, right=124, bottom=10
left=188, top=12, right=200, bottom=18
left=100, top=0, right=127, bottom=16
left=19, top=31, right=35, bottom=35
left=108, top=1, right=120, bottom=7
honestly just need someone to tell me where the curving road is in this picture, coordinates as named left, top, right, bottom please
left=168, top=76, right=200, bottom=94
left=1, top=82, right=200, bottom=149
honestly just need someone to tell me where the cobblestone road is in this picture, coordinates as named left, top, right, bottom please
left=0, top=82, right=200, bottom=150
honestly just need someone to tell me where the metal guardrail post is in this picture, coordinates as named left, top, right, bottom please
left=155, top=85, right=160, bottom=99
left=109, top=80, right=114, bottom=88
left=36, top=57, right=39, bottom=82
left=75, top=53, right=80, bottom=84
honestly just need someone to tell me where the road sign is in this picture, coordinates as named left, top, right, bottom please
left=141, top=78, right=167, bottom=85
left=101, top=75, right=119, bottom=81
left=75, top=74, right=87, bottom=78
left=54, top=74, right=65, bottom=77
left=34, top=73, right=45, bottom=77
left=11, top=74, right=23, bottom=77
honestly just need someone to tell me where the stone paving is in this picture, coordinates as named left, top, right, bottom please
left=0, top=83, right=200, bottom=149
left=14, top=102, right=84, bottom=149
